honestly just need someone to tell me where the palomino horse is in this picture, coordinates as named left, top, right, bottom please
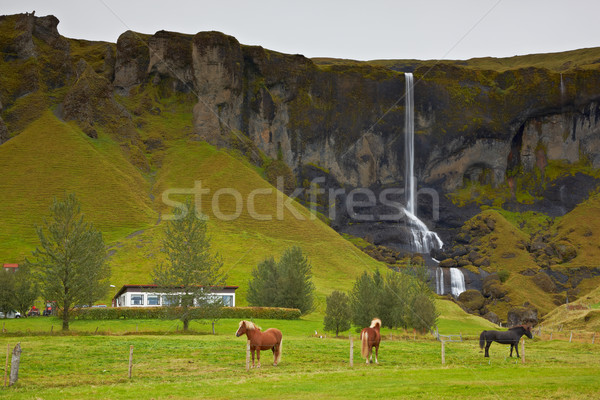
left=360, top=318, right=382, bottom=364
left=235, top=320, right=283, bottom=368
left=479, top=325, right=533, bottom=357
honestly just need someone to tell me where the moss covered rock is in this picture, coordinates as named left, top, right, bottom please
left=458, top=289, right=485, bottom=312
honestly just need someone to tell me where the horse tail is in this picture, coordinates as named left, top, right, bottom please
left=275, top=336, right=283, bottom=365
left=361, top=331, right=369, bottom=358
left=479, top=331, right=486, bottom=349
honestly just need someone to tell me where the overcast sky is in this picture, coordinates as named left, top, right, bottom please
left=5, top=0, right=600, bottom=61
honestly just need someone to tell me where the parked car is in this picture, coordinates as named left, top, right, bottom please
left=0, top=310, right=21, bottom=319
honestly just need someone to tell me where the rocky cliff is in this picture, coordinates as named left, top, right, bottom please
left=3, top=13, right=600, bottom=245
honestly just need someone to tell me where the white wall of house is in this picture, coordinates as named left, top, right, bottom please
left=115, top=288, right=236, bottom=307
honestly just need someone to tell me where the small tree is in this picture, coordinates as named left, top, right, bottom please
left=12, top=265, right=39, bottom=316
left=379, top=270, right=407, bottom=329
left=26, top=194, right=109, bottom=330
left=0, top=270, right=15, bottom=317
left=349, top=271, right=379, bottom=329
left=323, top=290, right=351, bottom=336
left=247, top=246, right=315, bottom=315
left=247, top=257, right=279, bottom=307
left=410, top=293, right=439, bottom=333
left=277, top=247, right=315, bottom=314
left=152, top=202, right=226, bottom=331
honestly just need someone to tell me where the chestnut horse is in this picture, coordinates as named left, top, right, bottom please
left=360, top=318, right=382, bottom=364
left=235, top=320, right=282, bottom=368
left=479, top=325, right=533, bottom=357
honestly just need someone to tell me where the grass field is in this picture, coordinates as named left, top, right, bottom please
left=0, top=317, right=598, bottom=399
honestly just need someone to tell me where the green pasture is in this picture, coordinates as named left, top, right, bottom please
left=0, top=317, right=598, bottom=399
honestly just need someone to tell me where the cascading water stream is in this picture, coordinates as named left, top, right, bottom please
left=436, top=267, right=444, bottom=295
left=450, top=268, right=466, bottom=297
left=403, top=72, right=443, bottom=254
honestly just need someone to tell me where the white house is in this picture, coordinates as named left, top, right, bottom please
left=112, top=285, right=238, bottom=308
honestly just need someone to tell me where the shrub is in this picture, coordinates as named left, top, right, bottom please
left=497, top=269, right=510, bottom=283
left=67, top=306, right=301, bottom=320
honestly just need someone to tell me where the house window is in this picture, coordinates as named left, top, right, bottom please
left=131, top=294, right=144, bottom=305
left=147, top=295, right=160, bottom=306
left=162, top=295, right=178, bottom=306
left=222, top=295, right=233, bottom=307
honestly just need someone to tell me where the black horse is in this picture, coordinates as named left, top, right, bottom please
left=479, top=325, right=533, bottom=357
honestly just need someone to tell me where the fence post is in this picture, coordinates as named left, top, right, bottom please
left=441, top=340, right=445, bottom=365
left=4, top=344, right=8, bottom=388
left=593, top=333, right=595, bottom=344
left=569, top=331, right=573, bottom=343
left=521, top=338, right=525, bottom=364
left=550, top=332, right=553, bottom=340
left=9, top=343, right=21, bottom=386
left=349, top=335, right=354, bottom=367
left=128, top=345, right=133, bottom=379
left=246, top=340, right=251, bottom=371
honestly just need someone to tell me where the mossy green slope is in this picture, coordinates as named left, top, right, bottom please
left=0, top=111, right=156, bottom=261
left=456, top=210, right=558, bottom=317
left=550, top=192, right=600, bottom=269
left=0, top=113, right=383, bottom=308
left=542, top=285, right=600, bottom=331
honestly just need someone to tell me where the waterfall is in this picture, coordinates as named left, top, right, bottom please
left=436, top=267, right=444, bottom=295
left=405, top=73, right=416, bottom=215
left=403, top=72, right=443, bottom=254
left=450, top=268, right=466, bottom=297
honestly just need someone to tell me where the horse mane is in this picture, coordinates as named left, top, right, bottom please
left=240, top=320, right=260, bottom=331
left=509, top=325, right=529, bottom=331
left=370, top=318, right=382, bottom=328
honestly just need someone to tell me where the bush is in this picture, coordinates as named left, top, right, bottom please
left=66, top=306, right=301, bottom=321
left=497, top=269, right=510, bottom=283
left=323, top=291, right=351, bottom=336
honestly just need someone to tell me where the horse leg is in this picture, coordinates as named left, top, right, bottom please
left=484, top=341, right=491, bottom=357
left=509, top=344, right=514, bottom=357
left=374, top=344, right=379, bottom=364
left=251, top=347, right=255, bottom=368
left=256, top=349, right=261, bottom=368
left=514, top=342, right=520, bottom=358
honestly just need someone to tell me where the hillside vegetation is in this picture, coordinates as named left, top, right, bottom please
left=0, top=112, right=383, bottom=307
left=315, top=46, right=600, bottom=72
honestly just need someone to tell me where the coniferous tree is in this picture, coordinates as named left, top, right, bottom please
left=349, top=271, right=379, bottom=329
left=152, top=202, right=226, bottom=331
left=246, top=246, right=315, bottom=315
left=26, top=194, right=109, bottom=330
left=247, top=257, right=278, bottom=307
left=323, top=290, right=351, bottom=336
left=277, top=246, right=315, bottom=314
